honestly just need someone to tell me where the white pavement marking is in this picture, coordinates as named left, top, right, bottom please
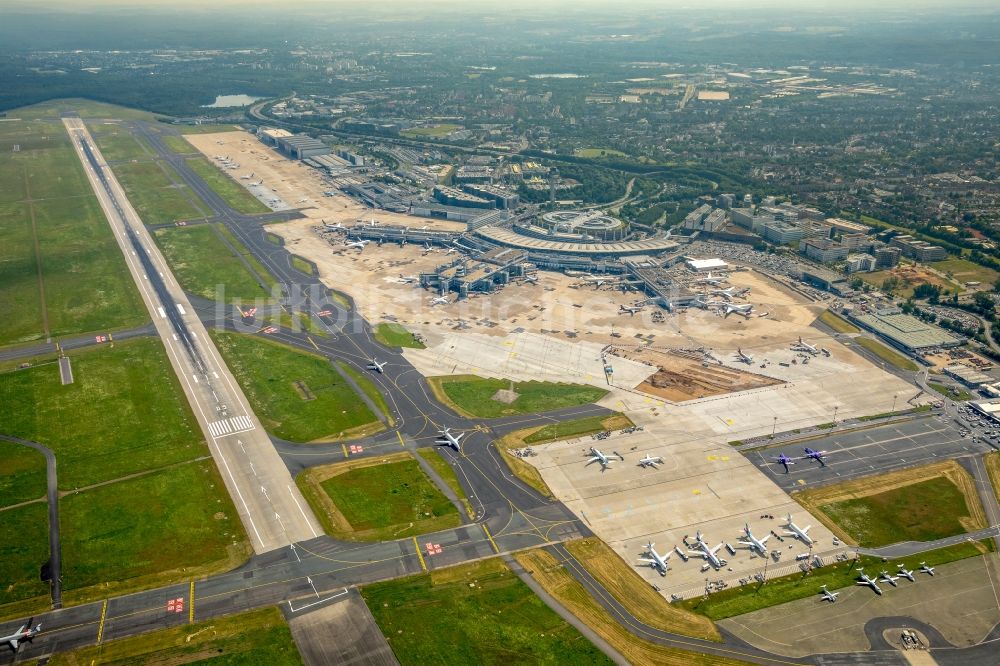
left=157, top=306, right=166, bottom=319
left=176, top=303, right=186, bottom=315
left=209, top=419, right=233, bottom=438
left=228, top=415, right=255, bottom=434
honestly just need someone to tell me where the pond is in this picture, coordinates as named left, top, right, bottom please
left=201, top=94, right=263, bottom=108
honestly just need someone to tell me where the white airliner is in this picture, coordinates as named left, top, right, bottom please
left=324, top=222, right=344, bottom=230
left=688, top=533, right=725, bottom=569
left=397, top=275, right=418, bottom=284
left=897, top=565, right=916, bottom=582
left=782, top=514, right=813, bottom=545
left=735, top=348, right=754, bottom=364
left=720, top=302, right=753, bottom=318
left=637, top=454, right=663, bottom=469
left=737, top=523, right=770, bottom=557
left=879, top=570, right=899, bottom=587
left=695, top=272, right=726, bottom=286
left=585, top=447, right=624, bottom=471
left=366, top=359, right=386, bottom=373
left=436, top=428, right=465, bottom=451
left=430, top=295, right=450, bottom=305
left=819, top=585, right=839, bottom=602
left=791, top=337, right=819, bottom=354
left=637, top=542, right=671, bottom=576
left=619, top=304, right=643, bottom=316
left=2, top=618, right=41, bottom=652
left=919, top=562, right=935, bottom=576
left=857, top=568, right=883, bottom=595
left=345, top=239, right=370, bottom=250
left=711, top=287, right=738, bottom=301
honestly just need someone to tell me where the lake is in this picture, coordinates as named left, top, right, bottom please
left=201, top=94, right=263, bottom=108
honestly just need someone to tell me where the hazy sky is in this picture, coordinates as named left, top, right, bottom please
left=2, top=0, right=998, bottom=9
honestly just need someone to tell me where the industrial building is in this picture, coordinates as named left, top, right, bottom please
left=273, top=134, right=331, bottom=159
left=944, top=364, right=994, bottom=388
left=686, top=258, right=729, bottom=272
left=461, top=184, right=519, bottom=209
left=969, top=399, right=1000, bottom=425
left=849, top=308, right=962, bottom=352
left=433, top=185, right=495, bottom=209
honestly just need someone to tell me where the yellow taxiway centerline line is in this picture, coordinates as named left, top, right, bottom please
left=412, top=536, right=427, bottom=572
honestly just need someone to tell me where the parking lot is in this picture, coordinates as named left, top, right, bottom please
left=746, top=414, right=995, bottom=492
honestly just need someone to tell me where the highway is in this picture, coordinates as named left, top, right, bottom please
left=63, top=117, right=322, bottom=553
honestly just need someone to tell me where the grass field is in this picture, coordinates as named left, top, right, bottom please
left=819, top=476, right=974, bottom=546
left=853, top=337, right=919, bottom=371
left=114, top=160, right=207, bottom=225
left=524, top=413, right=633, bottom=444
left=260, top=310, right=328, bottom=338
left=209, top=331, right=378, bottom=442
left=186, top=157, right=270, bottom=215
left=362, top=558, right=611, bottom=665
left=795, top=461, right=985, bottom=547
left=60, top=460, right=248, bottom=599
left=430, top=375, right=607, bottom=418
left=373, top=322, right=425, bottom=349
left=161, top=134, right=196, bottom=154
left=932, top=257, right=1000, bottom=288
left=14, top=99, right=158, bottom=121
left=337, top=361, right=392, bottom=425
left=399, top=123, right=462, bottom=139
left=0, top=503, right=51, bottom=607
left=0, top=119, right=147, bottom=346
left=87, top=122, right=153, bottom=162
left=178, top=123, right=240, bottom=134
left=818, top=310, right=860, bottom=334
left=47, top=606, right=302, bottom=666
left=298, top=453, right=460, bottom=541
left=0, top=442, right=46, bottom=507
left=680, top=541, right=991, bottom=620
left=986, top=453, right=1000, bottom=509
left=0, top=338, right=207, bottom=489
left=417, top=448, right=474, bottom=518
left=514, top=549, right=744, bottom=665
left=290, top=255, right=315, bottom=275
left=574, top=148, right=628, bottom=158
left=565, top=538, right=719, bottom=641
left=928, top=382, right=973, bottom=401
left=155, top=224, right=277, bottom=301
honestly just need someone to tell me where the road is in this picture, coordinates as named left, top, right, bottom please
left=63, top=117, right=322, bottom=553
left=0, top=435, right=61, bottom=608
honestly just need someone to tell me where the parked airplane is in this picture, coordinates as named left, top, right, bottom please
left=738, top=523, right=770, bottom=557
left=920, top=562, right=935, bottom=576
left=430, top=295, right=450, bottom=305
left=897, top=565, right=916, bottom=582
left=791, top=337, right=819, bottom=354
left=801, top=447, right=829, bottom=467
left=857, top=569, right=883, bottom=595
left=398, top=275, right=418, bottom=284
left=771, top=453, right=796, bottom=473
left=2, top=618, right=40, bottom=652
left=637, top=454, right=663, bottom=469
left=324, top=222, right=344, bottom=230
left=585, top=447, right=624, bottom=471
left=711, top=287, right=738, bottom=301
left=422, top=242, right=434, bottom=252
left=523, top=275, right=539, bottom=284
left=366, top=359, right=386, bottom=373
left=688, top=535, right=726, bottom=570
left=819, top=585, right=839, bottom=602
left=345, top=239, right=370, bottom=250
left=436, top=428, right=465, bottom=451
left=879, top=570, right=900, bottom=587
left=637, top=542, right=671, bottom=576
left=721, top=302, right=753, bottom=318
left=782, top=514, right=814, bottom=545
left=735, top=348, right=754, bottom=364
left=695, top=272, right=726, bottom=286
left=619, top=304, right=643, bottom=316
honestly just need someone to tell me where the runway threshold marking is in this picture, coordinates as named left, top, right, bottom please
left=397, top=431, right=405, bottom=447
left=189, top=581, right=195, bottom=623
left=412, top=536, right=428, bottom=572
left=97, top=599, right=108, bottom=644
left=482, top=524, right=499, bottom=553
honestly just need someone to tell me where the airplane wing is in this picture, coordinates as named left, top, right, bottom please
left=585, top=457, right=600, bottom=466
left=455, top=433, right=465, bottom=441
left=637, top=558, right=657, bottom=564
left=710, top=544, right=723, bottom=554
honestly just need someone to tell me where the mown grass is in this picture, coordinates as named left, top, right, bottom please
left=0, top=442, right=46, bottom=507
left=155, top=224, right=276, bottom=301
left=59, top=460, right=248, bottom=597
left=853, top=337, right=919, bottom=371
left=0, top=503, right=51, bottom=607
left=290, top=255, right=315, bottom=275
left=337, top=361, right=392, bottom=424
left=362, top=558, right=611, bottom=666
left=417, top=448, right=475, bottom=518
left=680, top=540, right=991, bottom=620
left=0, top=337, right=207, bottom=489
left=524, top=413, right=633, bottom=444
left=399, top=123, right=462, bottom=138
left=87, top=122, right=152, bottom=162
left=161, top=134, right=195, bottom=154
left=209, top=331, right=378, bottom=442
left=927, top=382, right=973, bottom=401
left=315, top=457, right=460, bottom=540
left=430, top=375, right=608, bottom=418
left=819, top=476, right=974, bottom=547
left=0, top=119, right=147, bottom=346
left=818, top=310, right=860, bottom=334
left=931, top=257, right=1000, bottom=289
left=47, top=606, right=302, bottom=666
left=113, top=160, right=207, bottom=225
left=373, top=322, right=425, bottom=349
left=514, top=549, right=744, bottom=665
left=186, top=157, right=270, bottom=215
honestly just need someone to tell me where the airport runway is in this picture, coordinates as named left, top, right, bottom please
left=63, top=117, right=322, bottom=553
left=745, top=415, right=993, bottom=492
left=0, top=322, right=157, bottom=363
